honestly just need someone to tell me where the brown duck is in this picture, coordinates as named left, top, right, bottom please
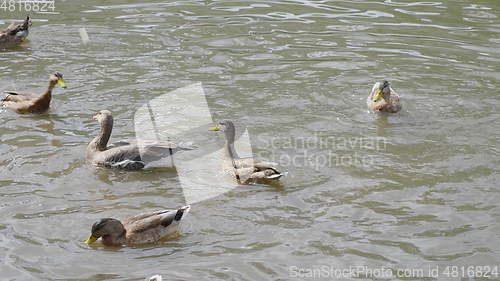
left=2, top=72, right=66, bottom=114
left=209, top=120, right=283, bottom=184
left=87, top=110, right=193, bottom=170
left=367, top=80, right=402, bottom=113
left=0, top=16, right=31, bottom=49
left=84, top=205, right=190, bottom=247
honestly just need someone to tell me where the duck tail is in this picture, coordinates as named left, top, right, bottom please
left=7, top=16, right=31, bottom=36
left=22, top=15, right=31, bottom=30
left=267, top=173, right=283, bottom=179
left=1, top=92, right=17, bottom=105
left=174, top=205, right=190, bottom=221
left=266, top=167, right=284, bottom=180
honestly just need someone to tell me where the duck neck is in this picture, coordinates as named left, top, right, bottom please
left=90, top=116, right=113, bottom=151
left=224, top=127, right=239, bottom=161
left=40, top=80, right=56, bottom=102
left=102, top=226, right=127, bottom=247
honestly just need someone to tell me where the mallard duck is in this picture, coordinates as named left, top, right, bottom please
left=1, top=72, right=66, bottom=114
left=85, top=205, right=190, bottom=246
left=367, top=81, right=401, bottom=113
left=87, top=110, right=193, bottom=170
left=209, top=120, right=283, bottom=184
left=0, top=16, right=31, bottom=49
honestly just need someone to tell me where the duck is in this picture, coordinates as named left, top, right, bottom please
left=367, top=80, right=401, bottom=113
left=1, top=72, right=66, bottom=114
left=209, top=120, right=283, bottom=184
left=87, top=110, right=193, bottom=170
left=84, top=205, right=190, bottom=247
left=0, top=16, right=31, bottom=49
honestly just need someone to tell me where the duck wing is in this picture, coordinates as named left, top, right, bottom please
left=124, top=206, right=190, bottom=231
left=233, top=158, right=283, bottom=183
left=137, top=140, right=195, bottom=163
left=124, top=206, right=190, bottom=244
left=390, top=90, right=401, bottom=104
left=106, top=141, right=131, bottom=149
left=98, top=141, right=193, bottom=169
left=2, top=91, right=37, bottom=103
left=99, top=145, right=145, bottom=170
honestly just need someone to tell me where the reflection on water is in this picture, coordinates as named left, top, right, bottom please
left=0, top=0, right=499, bottom=280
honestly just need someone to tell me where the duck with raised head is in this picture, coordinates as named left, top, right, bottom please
left=87, top=110, right=193, bottom=170
left=367, top=80, right=401, bottom=113
left=84, top=205, right=190, bottom=247
left=0, top=16, right=31, bottom=49
left=209, top=120, right=283, bottom=184
left=1, top=72, right=66, bottom=114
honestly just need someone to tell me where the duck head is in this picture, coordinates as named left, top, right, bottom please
left=85, top=218, right=125, bottom=245
left=49, top=72, right=66, bottom=88
left=372, top=80, right=391, bottom=102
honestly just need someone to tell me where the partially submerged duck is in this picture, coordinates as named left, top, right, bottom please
left=209, top=120, right=283, bottom=184
left=87, top=110, right=193, bottom=169
left=0, top=16, right=31, bottom=49
left=1, top=72, right=66, bottom=114
left=85, top=205, right=190, bottom=247
left=367, top=81, right=401, bottom=113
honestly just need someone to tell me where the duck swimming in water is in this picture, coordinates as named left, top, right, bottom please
left=2, top=72, right=66, bottom=114
left=209, top=120, right=283, bottom=184
left=84, top=205, right=190, bottom=247
left=367, top=80, right=401, bottom=113
left=0, top=16, right=31, bottom=49
left=86, top=110, right=193, bottom=170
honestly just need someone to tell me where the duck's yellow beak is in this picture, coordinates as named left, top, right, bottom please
left=373, top=89, right=383, bottom=102
left=57, top=79, right=67, bottom=88
left=84, top=234, right=98, bottom=245
left=208, top=126, right=220, bottom=131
